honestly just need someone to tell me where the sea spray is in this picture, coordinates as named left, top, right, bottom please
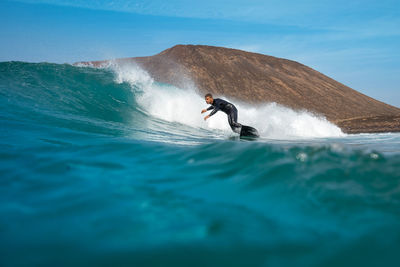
left=237, top=102, right=345, bottom=139
left=109, top=63, right=344, bottom=139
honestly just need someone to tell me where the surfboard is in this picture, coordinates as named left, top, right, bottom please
left=240, top=125, right=259, bottom=138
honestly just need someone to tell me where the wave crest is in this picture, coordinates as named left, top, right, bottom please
left=109, top=63, right=344, bottom=139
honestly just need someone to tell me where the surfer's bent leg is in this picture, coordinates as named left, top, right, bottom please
left=228, top=108, right=242, bottom=134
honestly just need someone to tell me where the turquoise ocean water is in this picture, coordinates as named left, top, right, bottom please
left=1, top=61, right=400, bottom=266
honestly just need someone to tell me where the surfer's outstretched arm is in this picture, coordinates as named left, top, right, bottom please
left=203, top=107, right=219, bottom=120
left=201, top=106, right=214, bottom=114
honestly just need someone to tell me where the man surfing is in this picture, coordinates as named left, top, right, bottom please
left=201, top=93, right=242, bottom=134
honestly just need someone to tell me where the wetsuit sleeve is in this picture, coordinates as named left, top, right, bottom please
left=209, top=107, right=219, bottom=116
left=207, top=106, right=214, bottom=111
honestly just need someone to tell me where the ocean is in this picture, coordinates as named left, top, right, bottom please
left=1, top=61, right=399, bottom=266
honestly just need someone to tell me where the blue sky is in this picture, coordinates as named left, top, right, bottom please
left=1, top=0, right=399, bottom=107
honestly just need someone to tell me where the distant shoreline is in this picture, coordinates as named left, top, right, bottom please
left=335, top=115, right=400, bottom=134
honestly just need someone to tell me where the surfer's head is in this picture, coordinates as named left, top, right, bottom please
left=205, top=93, right=213, bottom=104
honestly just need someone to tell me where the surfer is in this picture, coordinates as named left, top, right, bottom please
left=201, top=93, right=242, bottom=134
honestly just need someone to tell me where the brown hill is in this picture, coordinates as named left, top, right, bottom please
left=77, top=45, right=400, bottom=133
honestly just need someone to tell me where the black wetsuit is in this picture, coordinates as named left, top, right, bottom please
left=207, top=98, right=242, bottom=133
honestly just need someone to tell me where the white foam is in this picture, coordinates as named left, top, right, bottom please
left=236, top=102, right=345, bottom=139
left=111, top=63, right=344, bottom=139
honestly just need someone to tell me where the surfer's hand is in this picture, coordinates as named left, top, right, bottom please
left=201, top=109, right=207, bottom=114
left=204, top=115, right=210, bottom=121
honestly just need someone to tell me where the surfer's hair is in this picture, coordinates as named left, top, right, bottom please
left=205, top=93, right=213, bottom=98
